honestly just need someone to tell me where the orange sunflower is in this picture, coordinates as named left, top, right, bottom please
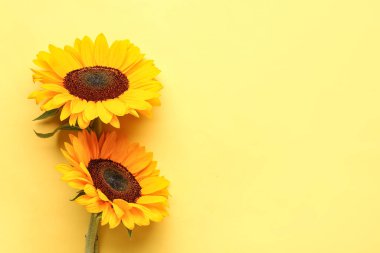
left=56, top=130, right=169, bottom=230
left=29, top=34, right=162, bottom=129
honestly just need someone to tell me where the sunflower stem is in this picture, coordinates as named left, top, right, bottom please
left=92, top=118, right=103, bottom=138
left=85, top=213, right=101, bottom=253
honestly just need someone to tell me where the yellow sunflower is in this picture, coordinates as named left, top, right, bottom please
left=28, top=34, right=162, bottom=129
left=56, top=130, right=169, bottom=230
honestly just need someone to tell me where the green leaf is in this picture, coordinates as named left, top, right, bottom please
left=127, top=229, right=132, bottom=238
left=70, top=190, right=85, bottom=201
left=34, top=124, right=82, bottom=138
left=33, top=109, right=59, bottom=121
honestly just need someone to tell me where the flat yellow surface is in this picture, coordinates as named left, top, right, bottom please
left=1, top=0, right=380, bottom=252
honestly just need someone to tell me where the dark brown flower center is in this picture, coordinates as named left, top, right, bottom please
left=63, top=66, right=129, bottom=101
left=88, top=159, right=141, bottom=202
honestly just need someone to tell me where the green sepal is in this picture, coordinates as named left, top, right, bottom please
left=127, top=229, right=132, bottom=238
left=70, top=190, right=85, bottom=201
left=33, top=109, right=59, bottom=121
left=34, top=124, right=82, bottom=138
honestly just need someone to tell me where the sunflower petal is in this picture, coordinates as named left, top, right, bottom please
left=102, top=98, right=125, bottom=116
left=96, top=102, right=113, bottom=123
left=83, top=101, right=98, bottom=121
left=60, top=102, right=71, bottom=120
left=97, top=189, right=109, bottom=202
left=137, top=196, right=167, bottom=204
left=70, top=99, right=87, bottom=114
left=69, top=114, right=78, bottom=126
left=109, top=115, right=120, bottom=128
left=121, top=210, right=135, bottom=230
left=112, top=202, right=125, bottom=218
left=79, top=36, right=95, bottom=66
left=94, top=34, right=109, bottom=65
left=120, top=44, right=144, bottom=73
left=77, top=114, right=90, bottom=129
left=86, top=201, right=106, bottom=213
left=84, top=184, right=97, bottom=197
left=140, top=177, right=169, bottom=195
left=41, top=83, right=67, bottom=93
left=121, top=97, right=152, bottom=111
left=48, top=45, right=82, bottom=77
left=101, top=204, right=112, bottom=226
left=51, top=93, right=73, bottom=106
left=108, top=40, right=129, bottom=69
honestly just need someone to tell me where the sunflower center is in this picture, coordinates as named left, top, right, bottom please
left=63, top=66, right=129, bottom=101
left=103, top=168, right=128, bottom=191
left=88, top=159, right=141, bottom=202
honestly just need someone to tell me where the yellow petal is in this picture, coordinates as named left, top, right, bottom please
left=61, top=171, right=86, bottom=181
left=86, top=201, right=106, bottom=213
left=129, top=206, right=150, bottom=226
left=96, top=101, right=113, bottom=123
left=102, top=98, right=125, bottom=116
left=60, top=148, right=79, bottom=166
left=129, top=80, right=162, bottom=92
left=108, top=40, right=130, bottom=69
left=52, top=93, right=73, bottom=105
left=48, top=45, right=82, bottom=77
left=64, top=45, right=81, bottom=64
left=79, top=36, right=95, bottom=66
left=77, top=114, right=90, bottom=129
left=84, top=184, right=97, bottom=197
left=79, top=162, right=91, bottom=178
left=128, top=109, right=140, bottom=118
left=94, top=34, right=109, bottom=65
left=55, top=163, right=74, bottom=174
left=112, top=202, right=125, bottom=218
left=97, top=189, right=109, bottom=202
left=113, top=199, right=131, bottom=211
left=41, top=83, right=67, bottom=93
left=108, top=210, right=121, bottom=229
left=60, top=102, right=71, bottom=121
left=31, top=69, right=62, bottom=83
left=130, top=203, right=164, bottom=222
left=109, top=115, right=120, bottom=128
left=28, top=90, right=55, bottom=104
left=136, top=161, right=157, bottom=180
left=101, top=205, right=112, bottom=226
left=120, top=44, right=144, bottom=73
left=137, top=108, right=153, bottom=119
left=141, top=177, right=169, bottom=195
left=126, top=60, right=160, bottom=83
left=122, top=210, right=135, bottom=230
left=69, top=114, right=78, bottom=126
left=137, top=196, right=167, bottom=204
left=83, top=101, right=98, bottom=121
left=33, top=51, right=54, bottom=70
left=76, top=195, right=98, bottom=205
left=128, top=152, right=153, bottom=174
left=42, top=94, right=72, bottom=110
left=68, top=181, right=86, bottom=190
left=122, top=98, right=151, bottom=111
left=113, top=199, right=135, bottom=230
left=70, top=99, right=87, bottom=113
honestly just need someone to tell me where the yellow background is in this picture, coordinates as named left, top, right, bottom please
left=1, top=0, right=380, bottom=252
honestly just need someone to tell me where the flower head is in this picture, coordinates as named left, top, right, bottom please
left=57, top=130, right=169, bottom=230
left=29, top=34, right=162, bottom=129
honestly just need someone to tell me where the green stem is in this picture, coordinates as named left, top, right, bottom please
left=85, top=214, right=101, bottom=253
left=92, top=118, right=103, bottom=138
left=94, top=235, right=99, bottom=253
left=85, top=119, right=103, bottom=253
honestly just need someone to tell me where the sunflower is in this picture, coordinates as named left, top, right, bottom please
left=56, top=130, right=169, bottom=230
left=28, top=34, right=162, bottom=129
